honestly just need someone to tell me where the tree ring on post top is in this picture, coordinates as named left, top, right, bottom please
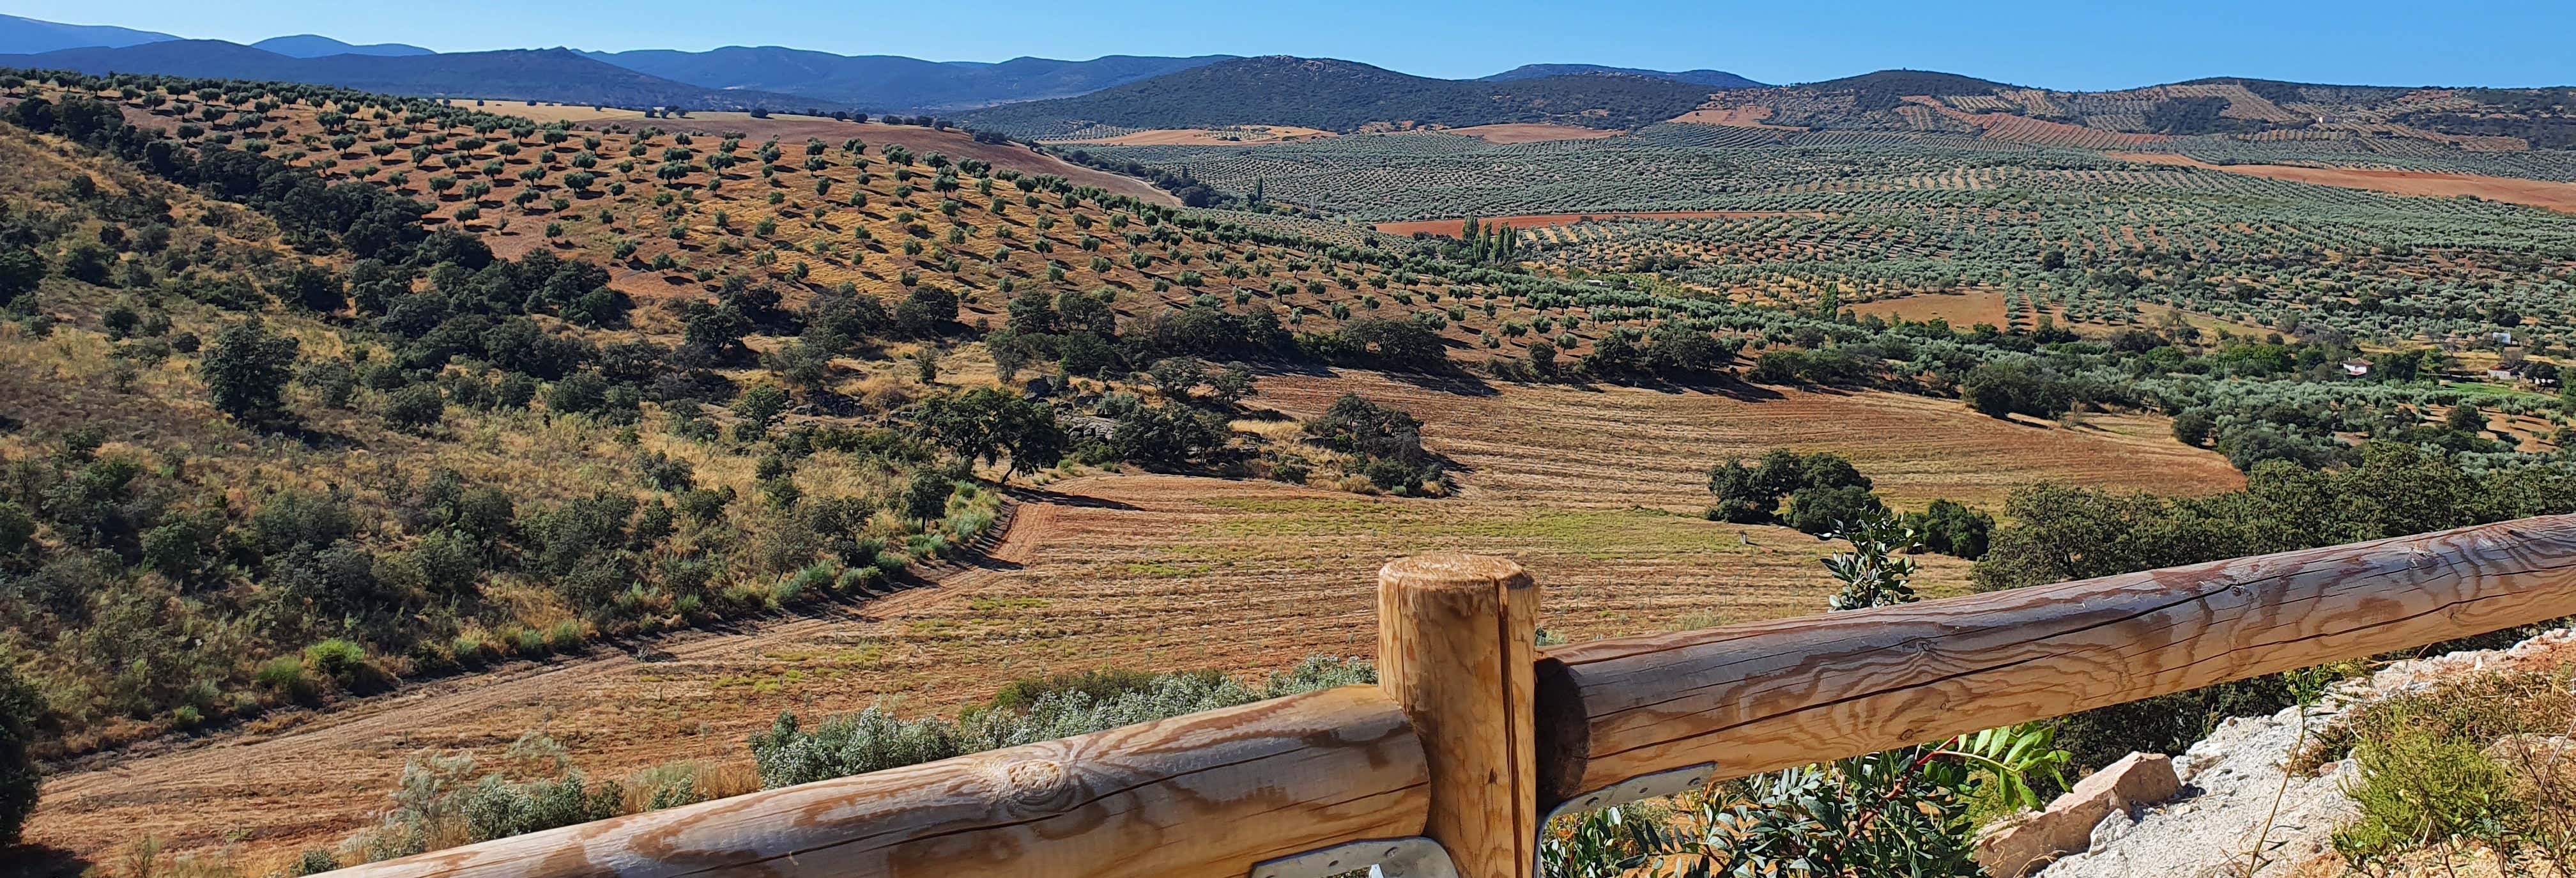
left=1380, top=553, right=1532, bottom=592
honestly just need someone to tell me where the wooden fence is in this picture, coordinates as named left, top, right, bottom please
left=332, top=515, right=2576, bottom=878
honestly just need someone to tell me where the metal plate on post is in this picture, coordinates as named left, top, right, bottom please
left=1248, top=836, right=1460, bottom=878
left=1540, top=762, right=1719, bottom=824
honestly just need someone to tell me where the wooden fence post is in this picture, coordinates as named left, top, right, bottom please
left=1378, top=553, right=1540, bottom=878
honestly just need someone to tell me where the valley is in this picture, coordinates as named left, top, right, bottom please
left=0, top=10, right=2573, bottom=877
left=19, top=367, right=2239, bottom=868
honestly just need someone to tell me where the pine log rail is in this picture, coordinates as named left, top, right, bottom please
left=328, top=516, right=2576, bottom=878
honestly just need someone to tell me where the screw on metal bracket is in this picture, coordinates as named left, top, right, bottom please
left=1541, top=762, right=1719, bottom=825
left=1248, top=836, right=1459, bottom=878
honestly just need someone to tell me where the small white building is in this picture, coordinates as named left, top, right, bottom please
left=2342, top=360, right=2371, bottom=377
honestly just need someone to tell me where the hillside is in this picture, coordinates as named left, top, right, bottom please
left=9, top=45, right=2576, bottom=878
left=585, top=48, right=1236, bottom=113
left=250, top=35, right=436, bottom=59
left=1696, top=70, right=2576, bottom=151
left=0, top=13, right=175, bottom=56
left=1481, top=63, right=1765, bottom=89
left=957, top=56, right=1716, bottom=137
left=0, top=42, right=836, bottom=112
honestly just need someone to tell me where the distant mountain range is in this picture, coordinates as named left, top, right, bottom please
left=252, top=34, right=434, bottom=58
left=1680, top=70, right=2576, bottom=152
left=0, top=41, right=838, bottom=112
left=0, top=13, right=176, bottom=55
left=0, top=14, right=1767, bottom=116
left=5, top=13, right=2568, bottom=152
left=581, top=47, right=1238, bottom=112
left=1480, top=63, right=1766, bottom=89
left=958, top=56, right=1717, bottom=137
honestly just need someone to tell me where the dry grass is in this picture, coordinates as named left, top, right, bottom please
left=2112, top=152, right=2576, bottom=215
left=1439, top=124, right=1623, bottom=144
left=22, top=367, right=2241, bottom=865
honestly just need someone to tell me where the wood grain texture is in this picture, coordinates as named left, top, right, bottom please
left=1535, top=515, right=2576, bottom=801
left=1378, top=554, right=1540, bottom=878
left=328, top=685, right=1427, bottom=878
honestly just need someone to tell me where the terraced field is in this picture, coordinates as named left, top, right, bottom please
left=20, top=368, right=2241, bottom=869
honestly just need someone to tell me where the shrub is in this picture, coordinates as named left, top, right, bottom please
left=299, top=358, right=359, bottom=408
left=200, top=321, right=301, bottom=422
left=1960, top=360, right=2071, bottom=419
left=749, top=656, right=1374, bottom=789
left=382, top=384, right=447, bottom=433
left=0, top=666, right=42, bottom=847
left=1112, top=403, right=1225, bottom=466
left=1903, top=499, right=1995, bottom=560
left=303, top=638, right=367, bottom=683
left=350, top=739, right=631, bottom=859
left=1783, top=484, right=1884, bottom=537
left=256, top=656, right=319, bottom=703
left=1706, top=449, right=1871, bottom=525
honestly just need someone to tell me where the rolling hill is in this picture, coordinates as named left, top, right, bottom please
left=958, top=56, right=1717, bottom=137
left=0, top=12, right=176, bottom=55
left=1480, top=63, right=1765, bottom=89
left=584, top=47, right=1236, bottom=112
left=0, top=41, right=840, bottom=111
left=250, top=34, right=436, bottom=58
left=1692, top=68, right=2576, bottom=150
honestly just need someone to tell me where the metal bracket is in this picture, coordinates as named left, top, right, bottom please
left=1248, top=836, right=1459, bottom=878
left=1542, top=762, right=1719, bottom=824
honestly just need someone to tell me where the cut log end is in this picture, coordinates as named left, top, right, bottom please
left=1381, top=553, right=1534, bottom=593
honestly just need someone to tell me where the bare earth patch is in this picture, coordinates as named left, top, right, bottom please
left=1669, top=105, right=1806, bottom=130
left=1441, top=123, right=1623, bottom=144
left=2110, top=152, right=2576, bottom=214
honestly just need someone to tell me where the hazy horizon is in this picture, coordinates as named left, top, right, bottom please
left=6, top=0, right=2573, bottom=91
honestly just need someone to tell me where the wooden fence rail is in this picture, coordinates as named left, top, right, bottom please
left=332, top=515, right=2576, bottom=878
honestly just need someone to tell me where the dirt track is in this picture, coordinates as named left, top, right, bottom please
left=22, top=371, right=2242, bottom=868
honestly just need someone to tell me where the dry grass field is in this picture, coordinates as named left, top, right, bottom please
left=1843, top=289, right=2022, bottom=328
left=1440, top=123, right=1624, bottom=144
left=22, top=367, right=2240, bottom=869
left=2111, top=152, right=2576, bottom=214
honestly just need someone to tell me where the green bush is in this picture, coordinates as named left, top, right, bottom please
left=749, top=656, right=1375, bottom=789
left=304, top=638, right=367, bottom=682
left=0, top=666, right=43, bottom=847
left=1903, top=499, right=1995, bottom=560
left=1783, top=484, right=1883, bottom=537
left=381, top=384, right=447, bottom=432
left=256, top=655, right=319, bottom=703
left=1706, top=449, right=1871, bottom=525
left=2333, top=727, right=2518, bottom=868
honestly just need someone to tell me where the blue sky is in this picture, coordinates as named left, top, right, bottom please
left=13, top=0, right=2573, bottom=89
